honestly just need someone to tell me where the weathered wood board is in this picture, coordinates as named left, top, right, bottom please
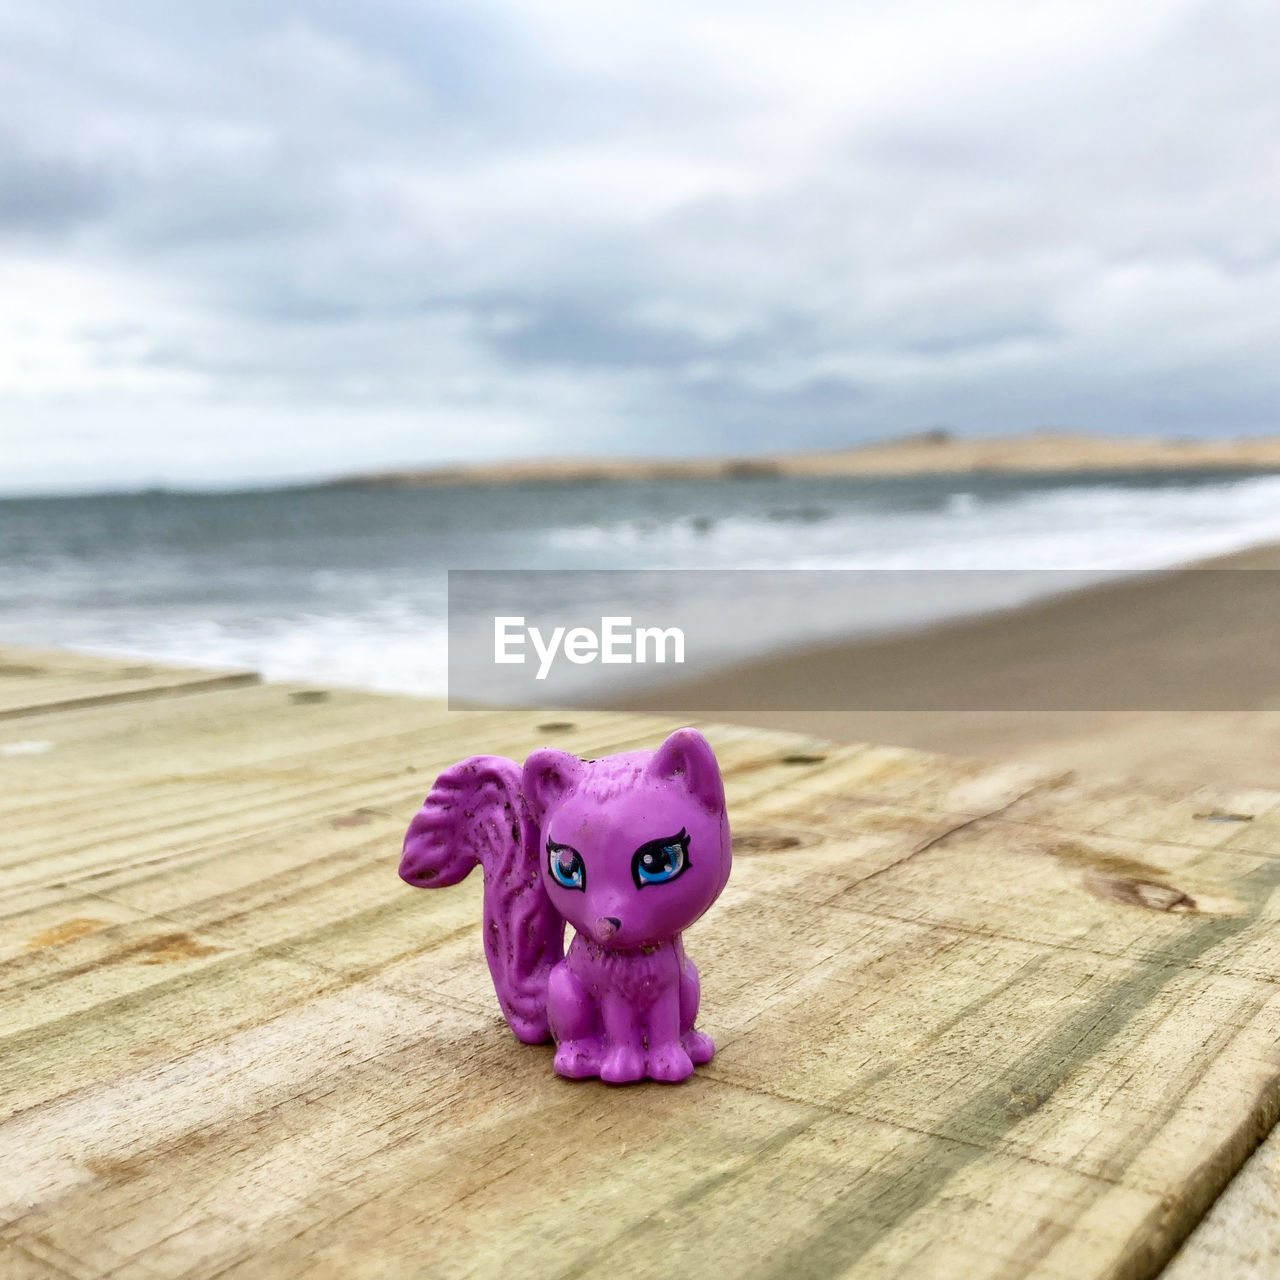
left=1164, top=1123, right=1280, bottom=1277
left=2, top=648, right=1279, bottom=1279
left=0, top=646, right=257, bottom=720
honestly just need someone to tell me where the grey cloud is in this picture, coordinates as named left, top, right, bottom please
left=0, top=144, right=115, bottom=233
left=482, top=297, right=812, bottom=371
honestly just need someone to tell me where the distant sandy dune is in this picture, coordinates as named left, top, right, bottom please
left=332, top=430, right=1280, bottom=488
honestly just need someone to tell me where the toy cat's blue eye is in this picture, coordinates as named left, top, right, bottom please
left=546, top=839, right=586, bottom=891
left=631, top=829, right=691, bottom=888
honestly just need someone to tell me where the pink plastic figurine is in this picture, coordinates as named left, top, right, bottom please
left=399, top=728, right=732, bottom=1083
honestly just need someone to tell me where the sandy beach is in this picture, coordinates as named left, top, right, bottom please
left=629, top=541, right=1280, bottom=791
left=334, top=430, right=1280, bottom=489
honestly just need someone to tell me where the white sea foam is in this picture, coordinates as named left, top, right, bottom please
left=543, top=474, right=1280, bottom=573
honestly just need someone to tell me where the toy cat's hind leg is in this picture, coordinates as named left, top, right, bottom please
left=548, top=961, right=601, bottom=1078
left=680, top=958, right=714, bottom=1064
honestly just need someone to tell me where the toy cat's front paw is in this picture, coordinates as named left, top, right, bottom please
left=600, top=1045, right=646, bottom=1084
left=683, top=1029, right=715, bottom=1064
left=554, top=1039, right=602, bottom=1080
left=648, top=1042, right=694, bottom=1083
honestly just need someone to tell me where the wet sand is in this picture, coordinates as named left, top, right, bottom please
left=629, top=542, right=1280, bottom=790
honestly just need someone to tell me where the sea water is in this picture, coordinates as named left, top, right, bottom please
left=3, top=468, right=1280, bottom=697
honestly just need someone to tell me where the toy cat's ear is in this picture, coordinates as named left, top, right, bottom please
left=522, top=749, right=586, bottom=820
left=648, top=728, right=725, bottom=814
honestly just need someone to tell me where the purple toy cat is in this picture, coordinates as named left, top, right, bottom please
left=399, top=728, right=732, bottom=1083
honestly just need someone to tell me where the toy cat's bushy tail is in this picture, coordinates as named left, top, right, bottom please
left=398, top=754, right=562, bottom=1043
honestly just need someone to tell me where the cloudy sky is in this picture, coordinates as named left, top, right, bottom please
left=1, top=0, right=1277, bottom=492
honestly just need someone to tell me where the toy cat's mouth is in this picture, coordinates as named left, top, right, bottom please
left=594, top=915, right=622, bottom=942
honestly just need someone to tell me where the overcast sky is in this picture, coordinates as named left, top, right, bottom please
left=2, top=0, right=1278, bottom=492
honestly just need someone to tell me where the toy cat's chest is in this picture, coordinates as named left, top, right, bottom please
left=566, top=934, right=680, bottom=1008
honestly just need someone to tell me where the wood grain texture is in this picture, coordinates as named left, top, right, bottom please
left=0, top=646, right=257, bottom=720
left=1163, top=1123, right=1280, bottom=1277
left=2, top=648, right=1279, bottom=1279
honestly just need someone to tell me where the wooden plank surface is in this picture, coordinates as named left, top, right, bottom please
left=0, top=646, right=257, bottom=720
left=1164, top=1124, right=1280, bottom=1277
left=2, top=648, right=1279, bottom=1279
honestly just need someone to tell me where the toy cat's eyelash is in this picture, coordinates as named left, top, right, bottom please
left=631, top=829, right=691, bottom=889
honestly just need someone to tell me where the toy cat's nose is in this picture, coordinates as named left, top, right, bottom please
left=595, top=916, right=621, bottom=941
